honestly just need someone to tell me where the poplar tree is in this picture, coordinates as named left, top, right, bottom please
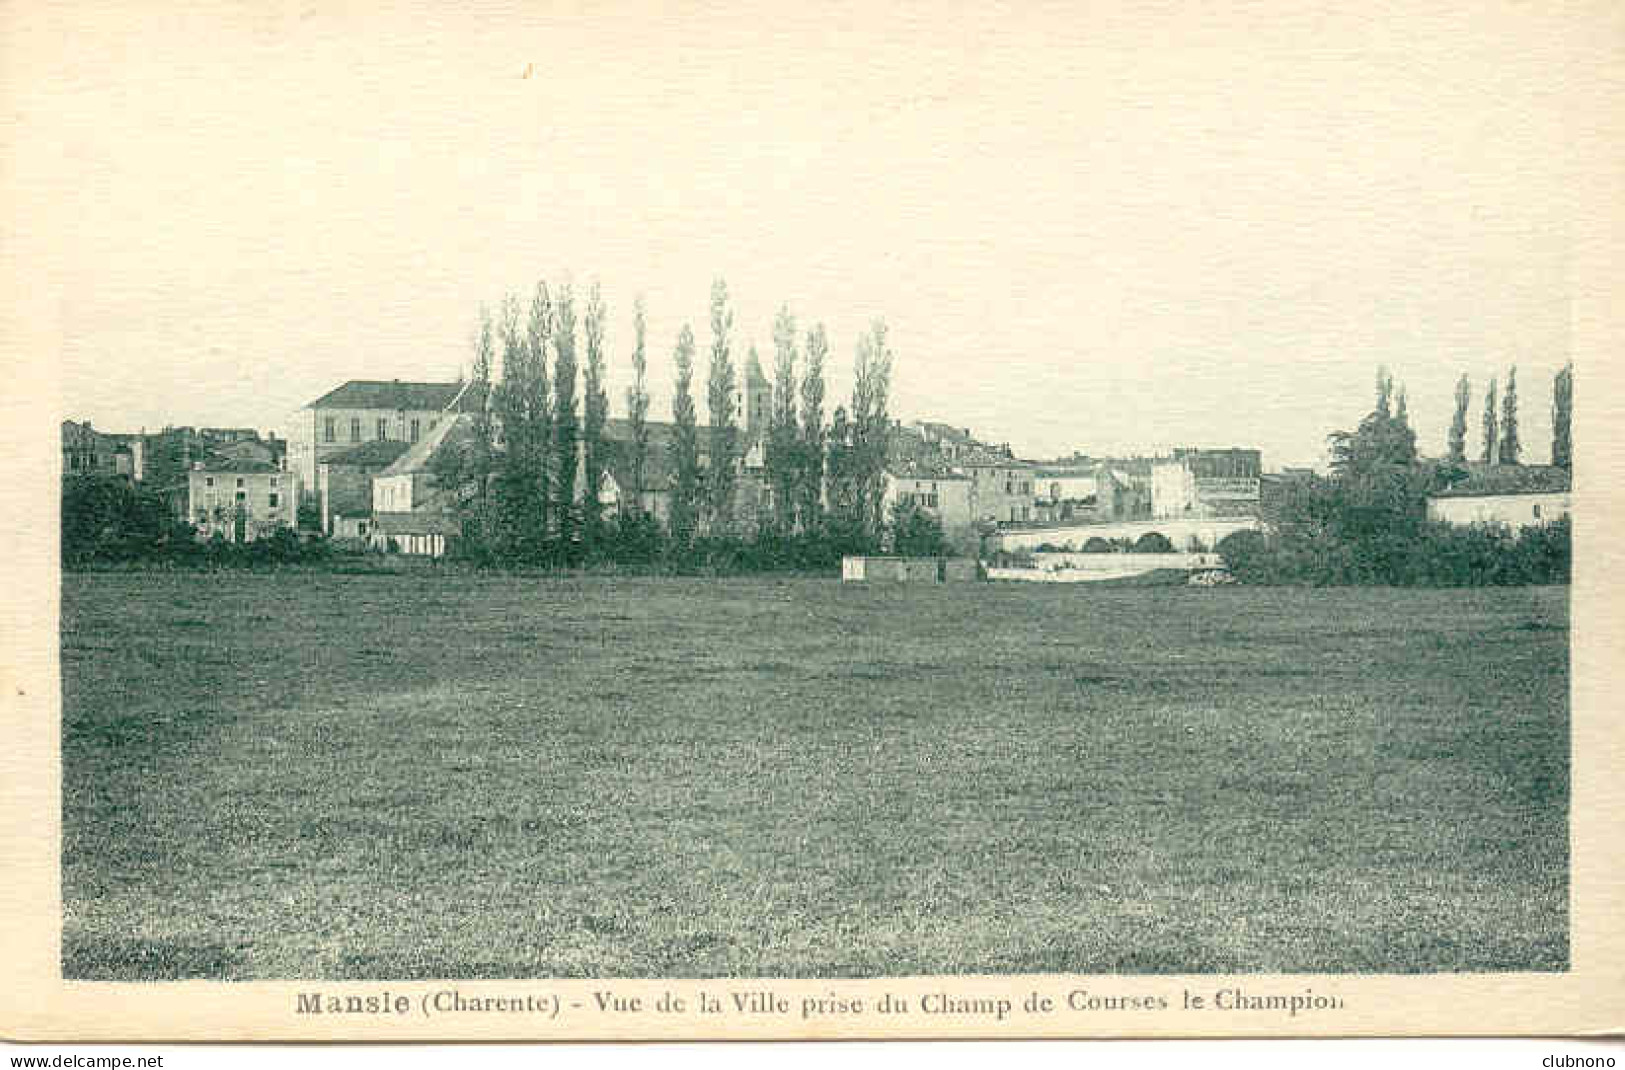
left=1481, top=376, right=1498, bottom=465
left=494, top=293, right=542, bottom=555
left=851, top=320, right=895, bottom=540
left=438, top=306, right=499, bottom=552
left=767, top=304, right=800, bottom=534
left=625, top=296, right=651, bottom=518
left=551, top=283, right=580, bottom=549
left=798, top=324, right=828, bottom=531
left=1447, top=374, right=1470, bottom=464
left=1552, top=362, right=1573, bottom=469
left=1499, top=365, right=1521, bottom=466
left=705, top=279, right=739, bottom=535
left=582, top=282, right=610, bottom=542
left=524, top=280, right=555, bottom=536
left=669, top=324, right=701, bottom=548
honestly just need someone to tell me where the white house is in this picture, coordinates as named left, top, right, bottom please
left=1426, top=464, right=1572, bottom=532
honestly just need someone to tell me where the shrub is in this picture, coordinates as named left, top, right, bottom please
left=1082, top=537, right=1115, bottom=554
left=1132, top=531, right=1174, bottom=553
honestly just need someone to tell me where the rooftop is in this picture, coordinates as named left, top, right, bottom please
left=321, top=439, right=414, bottom=468
left=306, top=380, right=475, bottom=412
left=1433, top=463, right=1572, bottom=498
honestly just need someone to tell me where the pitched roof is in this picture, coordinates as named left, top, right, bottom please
left=376, top=413, right=472, bottom=478
left=600, top=418, right=718, bottom=491
left=370, top=511, right=463, bottom=537
left=195, top=457, right=281, bottom=474
left=321, top=439, right=413, bottom=468
left=306, top=380, right=474, bottom=412
left=1433, top=463, right=1571, bottom=498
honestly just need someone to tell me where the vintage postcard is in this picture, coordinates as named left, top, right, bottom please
left=2, top=0, right=1622, bottom=1044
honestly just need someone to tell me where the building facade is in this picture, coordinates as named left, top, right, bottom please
left=962, top=462, right=1035, bottom=525
left=317, top=439, right=411, bottom=538
left=287, top=380, right=475, bottom=498
left=1151, top=448, right=1263, bottom=520
left=882, top=471, right=976, bottom=550
left=1427, top=491, right=1572, bottom=531
left=186, top=462, right=295, bottom=542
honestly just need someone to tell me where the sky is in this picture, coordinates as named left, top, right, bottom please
left=10, top=0, right=1620, bottom=469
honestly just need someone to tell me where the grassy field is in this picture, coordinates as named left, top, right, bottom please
left=60, top=572, right=1569, bottom=979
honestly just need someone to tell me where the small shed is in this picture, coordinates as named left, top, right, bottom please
left=842, top=556, right=980, bottom=583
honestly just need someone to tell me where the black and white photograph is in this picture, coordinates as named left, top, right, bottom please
left=4, top=0, right=1622, bottom=1044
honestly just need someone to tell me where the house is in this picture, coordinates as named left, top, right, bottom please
left=882, top=468, right=976, bottom=551
left=1427, top=464, right=1572, bottom=531
left=61, top=421, right=121, bottom=477
left=186, top=460, right=295, bottom=542
left=368, top=414, right=474, bottom=556
left=960, top=460, right=1036, bottom=526
left=1030, top=466, right=1100, bottom=524
left=598, top=419, right=768, bottom=533
left=316, top=438, right=411, bottom=539
left=1151, top=448, right=1263, bottom=520
left=286, top=379, right=479, bottom=499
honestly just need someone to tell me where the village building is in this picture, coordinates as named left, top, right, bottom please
left=1030, top=466, right=1100, bottom=524
left=61, top=421, right=128, bottom=478
left=1151, top=448, right=1263, bottom=520
left=961, top=460, right=1036, bottom=525
left=317, top=439, right=411, bottom=540
left=186, top=459, right=295, bottom=542
left=881, top=468, right=976, bottom=551
left=367, top=414, right=474, bottom=556
left=286, top=379, right=478, bottom=499
left=1427, top=464, right=1572, bottom=531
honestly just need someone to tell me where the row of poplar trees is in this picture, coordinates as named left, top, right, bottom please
left=439, top=277, right=897, bottom=564
left=1444, top=363, right=1574, bottom=468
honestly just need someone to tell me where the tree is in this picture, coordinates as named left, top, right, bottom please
left=669, top=323, right=702, bottom=549
left=1552, top=362, right=1573, bottom=469
left=1481, top=376, right=1498, bottom=465
left=551, top=284, right=580, bottom=549
left=625, top=295, right=651, bottom=518
left=798, top=324, right=828, bottom=531
left=850, top=320, right=895, bottom=540
left=61, top=473, right=183, bottom=564
left=767, top=304, right=800, bottom=534
left=523, top=280, right=554, bottom=533
left=825, top=404, right=859, bottom=527
left=1447, top=374, right=1470, bottom=464
left=492, top=292, right=545, bottom=556
left=888, top=499, right=947, bottom=557
left=582, top=282, right=610, bottom=543
left=1499, top=365, right=1521, bottom=466
left=1323, top=368, right=1428, bottom=582
left=705, top=278, right=739, bottom=535
left=433, top=307, right=500, bottom=553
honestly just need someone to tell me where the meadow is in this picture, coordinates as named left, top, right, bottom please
left=60, top=572, right=1569, bottom=978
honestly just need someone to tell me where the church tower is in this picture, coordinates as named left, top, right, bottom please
left=741, top=347, right=772, bottom=441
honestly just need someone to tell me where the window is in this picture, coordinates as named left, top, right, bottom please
left=350, top=418, right=361, bottom=442
left=236, top=477, right=244, bottom=488
left=268, top=493, right=279, bottom=509
left=377, top=418, right=388, bottom=440
left=1532, top=504, right=1541, bottom=518
left=205, top=476, right=214, bottom=487
left=324, top=417, right=336, bottom=443
left=270, top=476, right=279, bottom=487
left=410, top=418, right=420, bottom=442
